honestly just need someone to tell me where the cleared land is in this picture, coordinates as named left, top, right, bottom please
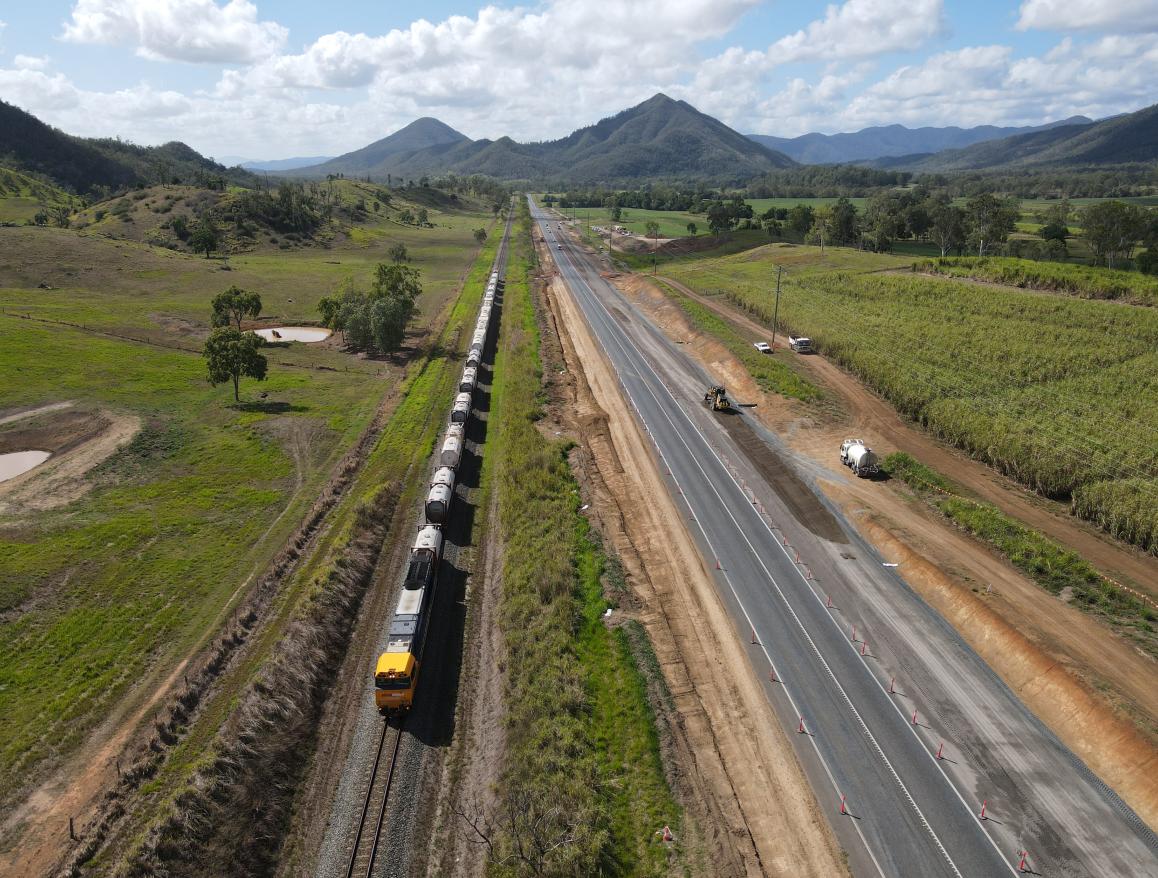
left=0, top=185, right=492, bottom=854
left=664, top=243, right=1158, bottom=557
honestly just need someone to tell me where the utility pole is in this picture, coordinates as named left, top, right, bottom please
left=770, top=265, right=783, bottom=352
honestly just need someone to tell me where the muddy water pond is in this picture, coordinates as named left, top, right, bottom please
left=253, top=327, right=331, bottom=343
left=0, top=450, right=51, bottom=483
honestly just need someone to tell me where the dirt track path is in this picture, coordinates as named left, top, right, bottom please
left=658, top=275, right=1158, bottom=595
left=543, top=250, right=846, bottom=876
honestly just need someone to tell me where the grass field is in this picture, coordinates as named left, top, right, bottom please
left=664, top=242, right=1158, bottom=554
left=0, top=193, right=492, bottom=809
left=488, top=206, right=682, bottom=875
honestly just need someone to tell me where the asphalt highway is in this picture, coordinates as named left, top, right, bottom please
left=532, top=198, right=1158, bottom=877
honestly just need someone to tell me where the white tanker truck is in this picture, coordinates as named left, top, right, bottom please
left=840, top=438, right=879, bottom=477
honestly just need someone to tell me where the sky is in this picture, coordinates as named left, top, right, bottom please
left=1, top=0, right=1156, bottom=162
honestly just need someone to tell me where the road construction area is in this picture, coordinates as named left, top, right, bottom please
left=532, top=198, right=1158, bottom=876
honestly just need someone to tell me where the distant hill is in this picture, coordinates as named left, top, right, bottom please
left=874, top=103, right=1158, bottom=171
left=297, top=118, right=470, bottom=178
left=0, top=100, right=257, bottom=195
left=293, top=95, right=796, bottom=184
left=746, top=117, right=1092, bottom=164
left=241, top=156, right=334, bottom=172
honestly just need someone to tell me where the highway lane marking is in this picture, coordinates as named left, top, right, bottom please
left=540, top=205, right=1019, bottom=877
left=538, top=210, right=889, bottom=877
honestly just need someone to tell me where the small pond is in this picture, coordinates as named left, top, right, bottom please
left=0, top=450, right=51, bottom=483
left=253, top=327, right=332, bottom=343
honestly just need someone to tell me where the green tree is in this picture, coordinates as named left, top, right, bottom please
left=399, top=208, right=415, bottom=225
left=786, top=203, right=814, bottom=236
left=211, top=286, right=263, bottom=330
left=807, top=205, right=835, bottom=254
left=388, top=242, right=410, bottom=264
left=965, top=194, right=1018, bottom=256
left=190, top=215, right=220, bottom=258
left=51, top=205, right=72, bottom=228
left=645, top=220, right=660, bottom=248
left=474, top=227, right=488, bottom=244
left=33, top=210, right=49, bottom=226
left=928, top=202, right=966, bottom=256
left=1081, top=201, right=1146, bottom=268
left=416, top=207, right=429, bottom=226
left=686, top=221, right=697, bottom=237
left=831, top=197, right=859, bottom=244
left=203, top=327, right=267, bottom=401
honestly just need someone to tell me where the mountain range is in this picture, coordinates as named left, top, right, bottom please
left=289, top=95, right=796, bottom=184
left=870, top=104, right=1158, bottom=171
left=2, top=93, right=1156, bottom=197
left=0, top=99, right=255, bottom=195
left=745, top=117, right=1093, bottom=165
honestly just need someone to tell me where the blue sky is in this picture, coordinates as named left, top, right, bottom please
left=1, top=1, right=1156, bottom=160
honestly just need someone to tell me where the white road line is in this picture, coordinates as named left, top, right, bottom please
left=543, top=208, right=1018, bottom=877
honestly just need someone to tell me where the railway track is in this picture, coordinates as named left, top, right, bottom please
left=343, top=719, right=405, bottom=878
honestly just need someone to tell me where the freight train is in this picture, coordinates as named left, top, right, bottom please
left=374, top=266, right=504, bottom=716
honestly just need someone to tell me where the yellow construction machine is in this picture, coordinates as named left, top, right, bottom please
left=703, top=385, right=732, bottom=411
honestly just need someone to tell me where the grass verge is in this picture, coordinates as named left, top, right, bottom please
left=484, top=204, right=681, bottom=876
left=881, top=452, right=1157, bottom=657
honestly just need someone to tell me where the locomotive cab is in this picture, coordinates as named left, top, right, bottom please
left=375, top=652, right=418, bottom=714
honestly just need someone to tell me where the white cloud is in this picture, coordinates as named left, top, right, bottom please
left=13, top=55, right=51, bottom=71
left=770, top=0, right=946, bottom=64
left=60, top=0, right=287, bottom=64
left=1016, top=0, right=1158, bottom=34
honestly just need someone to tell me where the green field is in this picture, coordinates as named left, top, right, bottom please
left=0, top=192, right=492, bottom=808
left=665, top=242, right=1158, bottom=555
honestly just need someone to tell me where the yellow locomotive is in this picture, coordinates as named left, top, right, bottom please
left=374, top=525, right=442, bottom=715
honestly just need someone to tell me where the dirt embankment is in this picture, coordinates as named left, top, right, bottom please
left=621, top=272, right=1158, bottom=829
left=540, top=243, right=846, bottom=876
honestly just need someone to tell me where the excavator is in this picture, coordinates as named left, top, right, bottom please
left=703, top=385, right=732, bottom=411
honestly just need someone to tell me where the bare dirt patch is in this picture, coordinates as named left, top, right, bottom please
left=0, top=405, right=140, bottom=516
left=541, top=243, right=846, bottom=876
